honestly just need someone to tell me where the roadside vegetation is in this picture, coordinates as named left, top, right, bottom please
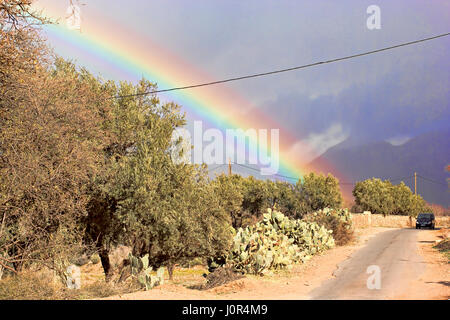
left=352, top=178, right=431, bottom=217
left=433, top=230, right=450, bottom=261
left=434, top=240, right=450, bottom=261
left=0, top=1, right=441, bottom=299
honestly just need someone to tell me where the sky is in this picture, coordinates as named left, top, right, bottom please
left=34, top=0, right=450, bottom=164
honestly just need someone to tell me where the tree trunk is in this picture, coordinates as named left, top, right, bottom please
left=99, top=248, right=112, bottom=282
left=12, top=260, right=23, bottom=273
left=168, top=263, right=175, bottom=281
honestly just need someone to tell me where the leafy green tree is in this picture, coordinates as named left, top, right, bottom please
left=212, top=174, right=270, bottom=227
left=212, top=172, right=343, bottom=225
left=0, top=1, right=112, bottom=278
left=408, top=194, right=432, bottom=218
left=297, top=173, right=343, bottom=213
left=87, top=80, right=233, bottom=280
left=353, top=178, right=432, bottom=217
left=211, top=174, right=244, bottom=228
left=353, top=178, right=395, bottom=216
left=266, top=180, right=300, bottom=218
left=391, top=182, right=415, bottom=215
left=241, top=176, right=271, bottom=220
left=117, top=163, right=233, bottom=280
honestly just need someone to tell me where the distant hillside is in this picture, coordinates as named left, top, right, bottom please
left=308, top=129, right=450, bottom=207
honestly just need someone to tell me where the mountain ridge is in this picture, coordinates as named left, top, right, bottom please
left=308, top=129, right=450, bottom=206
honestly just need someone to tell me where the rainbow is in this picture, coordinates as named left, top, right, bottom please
left=36, top=2, right=343, bottom=182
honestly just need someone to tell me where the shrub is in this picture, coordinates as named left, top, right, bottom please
left=90, top=254, right=101, bottom=265
left=303, top=208, right=354, bottom=246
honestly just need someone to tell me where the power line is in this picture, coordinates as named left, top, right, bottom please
left=232, top=162, right=298, bottom=180
left=417, top=174, right=448, bottom=187
left=340, top=175, right=414, bottom=185
left=389, top=175, right=414, bottom=183
left=215, top=165, right=446, bottom=189
left=208, top=164, right=227, bottom=172
left=232, top=162, right=356, bottom=184
left=232, top=162, right=299, bottom=181
left=114, top=32, right=450, bottom=99
left=233, top=162, right=352, bottom=184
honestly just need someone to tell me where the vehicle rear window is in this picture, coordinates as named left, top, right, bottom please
left=418, top=213, right=433, bottom=219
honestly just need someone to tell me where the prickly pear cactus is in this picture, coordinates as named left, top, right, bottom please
left=128, top=253, right=165, bottom=290
left=225, top=209, right=335, bottom=275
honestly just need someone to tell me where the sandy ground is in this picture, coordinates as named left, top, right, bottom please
left=394, top=228, right=449, bottom=300
left=100, top=227, right=449, bottom=300
left=102, top=227, right=390, bottom=300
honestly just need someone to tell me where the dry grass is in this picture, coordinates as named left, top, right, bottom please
left=0, top=273, right=136, bottom=300
left=0, top=263, right=210, bottom=300
left=0, top=271, right=57, bottom=300
left=434, top=240, right=450, bottom=260
left=433, top=228, right=450, bottom=261
left=0, top=264, right=139, bottom=300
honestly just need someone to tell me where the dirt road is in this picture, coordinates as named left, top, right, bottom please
left=104, top=227, right=448, bottom=300
left=309, top=228, right=448, bottom=299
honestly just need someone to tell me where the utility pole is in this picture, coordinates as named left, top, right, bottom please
left=414, top=172, right=417, bottom=196
left=228, top=158, right=232, bottom=176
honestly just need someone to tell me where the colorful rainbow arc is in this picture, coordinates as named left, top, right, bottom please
left=38, top=5, right=342, bottom=182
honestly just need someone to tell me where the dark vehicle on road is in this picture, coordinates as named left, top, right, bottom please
left=415, top=213, right=435, bottom=229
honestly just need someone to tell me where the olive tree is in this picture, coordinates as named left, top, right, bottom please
left=87, top=81, right=233, bottom=280
left=353, top=178, right=395, bottom=215
left=0, top=0, right=111, bottom=280
left=297, top=172, right=343, bottom=213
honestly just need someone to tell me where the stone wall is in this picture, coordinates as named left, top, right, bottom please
left=351, top=212, right=450, bottom=229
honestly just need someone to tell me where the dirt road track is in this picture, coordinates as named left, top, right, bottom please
left=309, top=228, right=445, bottom=299
left=103, top=227, right=449, bottom=300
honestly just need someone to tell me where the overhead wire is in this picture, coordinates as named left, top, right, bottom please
left=213, top=165, right=447, bottom=189
left=113, top=32, right=450, bottom=99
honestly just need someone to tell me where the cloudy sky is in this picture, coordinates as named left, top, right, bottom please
left=36, top=0, right=450, bottom=162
